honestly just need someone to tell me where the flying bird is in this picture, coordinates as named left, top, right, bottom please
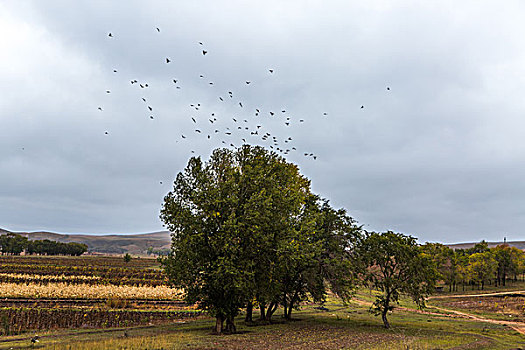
left=387, top=87, right=390, bottom=91
left=360, top=105, right=364, bottom=109
left=246, top=81, right=250, bottom=84
left=192, top=117, right=196, bottom=123
left=108, top=33, right=113, bottom=37
left=239, top=102, right=243, bottom=107
left=269, top=69, right=273, bottom=73
left=106, top=90, right=111, bottom=93
left=166, top=58, right=171, bottom=63
left=156, top=27, right=160, bottom=32
left=181, top=135, right=186, bottom=138
left=202, top=50, right=207, bottom=55
left=113, top=69, right=117, bottom=73
left=98, top=107, right=103, bottom=111
left=150, top=116, right=154, bottom=119
left=148, top=106, right=153, bottom=111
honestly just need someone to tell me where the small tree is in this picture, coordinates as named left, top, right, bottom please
left=359, top=231, right=437, bottom=328
left=123, top=253, right=132, bottom=263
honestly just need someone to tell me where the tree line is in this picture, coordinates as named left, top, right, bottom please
left=159, top=146, right=437, bottom=332
left=0, top=233, right=88, bottom=256
left=421, top=240, right=525, bottom=291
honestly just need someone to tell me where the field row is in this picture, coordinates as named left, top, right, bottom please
left=1, top=308, right=202, bottom=335
left=0, top=282, right=182, bottom=300
left=0, top=255, right=161, bottom=269
left=0, top=265, right=167, bottom=286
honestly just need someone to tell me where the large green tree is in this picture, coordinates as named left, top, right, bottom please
left=359, top=231, right=437, bottom=328
left=160, top=146, right=313, bottom=333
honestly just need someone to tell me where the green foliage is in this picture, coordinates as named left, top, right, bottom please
left=0, top=233, right=28, bottom=255
left=468, top=251, right=497, bottom=290
left=123, top=253, right=132, bottom=263
left=0, top=233, right=87, bottom=256
left=160, top=146, right=361, bottom=332
left=359, top=231, right=437, bottom=328
left=160, top=146, right=307, bottom=333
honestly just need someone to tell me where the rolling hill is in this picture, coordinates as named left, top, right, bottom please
left=0, top=228, right=171, bottom=255
left=1, top=227, right=523, bottom=255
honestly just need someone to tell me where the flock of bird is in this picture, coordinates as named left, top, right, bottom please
left=100, top=28, right=390, bottom=182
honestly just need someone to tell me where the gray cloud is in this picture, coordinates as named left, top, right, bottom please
left=1, top=1, right=525, bottom=243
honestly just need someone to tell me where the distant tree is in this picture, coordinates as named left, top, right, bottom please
left=468, top=251, right=497, bottom=290
left=123, top=253, right=132, bottom=263
left=493, top=245, right=513, bottom=286
left=26, top=239, right=87, bottom=256
left=0, top=233, right=28, bottom=255
left=420, top=243, right=464, bottom=292
left=508, top=247, right=525, bottom=281
left=359, top=231, right=437, bottom=329
left=65, top=242, right=88, bottom=256
left=467, top=240, right=489, bottom=255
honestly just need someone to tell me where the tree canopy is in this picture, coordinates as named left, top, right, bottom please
left=359, top=231, right=437, bottom=328
left=160, top=145, right=361, bottom=333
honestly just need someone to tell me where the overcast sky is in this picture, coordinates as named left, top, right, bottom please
left=1, top=1, right=525, bottom=243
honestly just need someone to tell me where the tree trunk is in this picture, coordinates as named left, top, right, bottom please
left=214, top=315, right=224, bottom=335
left=245, top=301, right=253, bottom=323
left=286, top=298, right=294, bottom=320
left=282, top=294, right=288, bottom=320
left=225, top=315, right=236, bottom=334
left=285, top=292, right=298, bottom=321
left=259, top=303, right=266, bottom=321
left=381, top=309, right=390, bottom=329
left=265, top=301, right=278, bottom=322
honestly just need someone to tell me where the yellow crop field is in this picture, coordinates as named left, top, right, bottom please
left=0, top=282, right=182, bottom=300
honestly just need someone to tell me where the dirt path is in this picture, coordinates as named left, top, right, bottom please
left=428, top=290, right=525, bottom=299
left=426, top=305, right=525, bottom=335
left=351, top=297, right=525, bottom=335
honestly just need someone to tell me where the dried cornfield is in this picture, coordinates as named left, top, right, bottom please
left=0, top=308, right=202, bottom=335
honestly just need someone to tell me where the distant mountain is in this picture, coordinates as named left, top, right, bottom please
left=0, top=228, right=171, bottom=255
left=1, top=227, right=522, bottom=255
left=447, top=241, right=525, bottom=250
